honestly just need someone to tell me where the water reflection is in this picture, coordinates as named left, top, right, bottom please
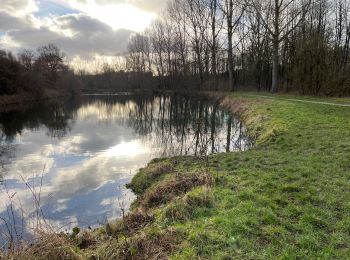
left=0, top=94, right=251, bottom=243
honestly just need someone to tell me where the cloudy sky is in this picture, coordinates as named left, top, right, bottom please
left=0, top=0, right=167, bottom=66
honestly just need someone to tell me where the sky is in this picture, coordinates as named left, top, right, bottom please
left=0, top=0, right=168, bottom=69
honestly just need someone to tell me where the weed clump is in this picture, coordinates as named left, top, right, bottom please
left=12, top=233, right=80, bottom=260
left=95, top=228, right=180, bottom=259
left=127, top=160, right=174, bottom=195
left=106, top=210, right=154, bottom=236
left=138, top=172, right=214, bottom=208
left=161, top=187, right=214, bottom=223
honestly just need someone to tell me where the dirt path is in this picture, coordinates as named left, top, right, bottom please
left=243, top=94, right=350, bottom=108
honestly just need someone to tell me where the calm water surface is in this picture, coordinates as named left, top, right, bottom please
left=0, top=94, right=251, bottom=241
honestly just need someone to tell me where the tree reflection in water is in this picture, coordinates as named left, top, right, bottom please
left=0, top=94, right=251, bottom=168
left=0, top=94, right=252, bottom=241
left=124, top=94, right=252, bottom=156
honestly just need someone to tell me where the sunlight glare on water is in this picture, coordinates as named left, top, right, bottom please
left=0, top=94, right=252, bottom=243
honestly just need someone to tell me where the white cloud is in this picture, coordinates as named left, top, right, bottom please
left=0, top=11, right=30, bottom=31
left=0, top=0, right=164, bottom=62
left=95, top=0, right=168, bottom=12
left=2, top=13, right=133, bottom=58
left=67, top=1, right=157, bottom=31
left=43, top=0, right=163, bottom=31
left=0, top=0, right=41, bottom=29
left=1, top=0, right=39, bottom=16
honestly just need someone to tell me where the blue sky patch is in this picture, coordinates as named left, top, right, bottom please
left=36, top=1, right=78, bottom=17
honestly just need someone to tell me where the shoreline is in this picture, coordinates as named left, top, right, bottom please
left=3, top=92, right=350, bottom=259
left=0, top=90, right=71, bottom=112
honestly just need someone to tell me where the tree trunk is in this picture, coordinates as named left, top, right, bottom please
left=226, top=0, right=234, bottom=92
left=211, top=0, right=218, bottom=91
left=271, top=39, right=279, bottom=93
left=212, top=45, right=218, bottom=90
left=228, top=29, right=234, bottom=92
left=271, top=0, right=280, bottom=93
left=226, top=116, right=232, bottom=152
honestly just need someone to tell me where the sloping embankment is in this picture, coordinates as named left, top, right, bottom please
left=5, top=92, right=350, bottom=259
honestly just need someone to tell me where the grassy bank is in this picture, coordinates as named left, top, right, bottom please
left=8, top=92, right=350, bottom=259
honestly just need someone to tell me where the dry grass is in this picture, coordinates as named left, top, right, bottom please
left=6, top=233, right=80, bottom=260
left=75, top=231, right=98, bottom=250
left=126, top=160, right=175, bottom=195
left=106, top=210, right=154, bottom=237
left=92, top=227, right=180, bottom=260
left=137, top=172, right=214, bottom=209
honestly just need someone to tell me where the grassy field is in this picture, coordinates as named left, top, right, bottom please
left=10, top=92, right=350, bottom=259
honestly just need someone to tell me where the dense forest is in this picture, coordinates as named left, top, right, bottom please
left=0, top=44, right=81, bottom=97
left=123, top=0, right=350, bottom=95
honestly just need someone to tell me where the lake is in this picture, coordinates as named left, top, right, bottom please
left=0, top=94, right=251, bottom=242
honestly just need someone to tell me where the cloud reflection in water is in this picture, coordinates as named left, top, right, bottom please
left=0, top=94, right=252, bottom=239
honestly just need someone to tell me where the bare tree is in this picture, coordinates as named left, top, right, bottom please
left=184, top=0, right=210, bottom=89
left=18, top=49, right=36, bottom=72
left=206, top=0, right=224, bottom=89
left=150, top=20, right=167, bottom=79
left=222, top=0, right=246, bottom=91
left=121, top=0, right=350, bottom=95
left=36, top=44, right=66, bottom=83
left=248, top=0, right=311, bottom=92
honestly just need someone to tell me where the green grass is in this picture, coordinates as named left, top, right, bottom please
left=127, top=93, right=350, bottom=259
left=12, top=92, right=350, bottom=259
left=196, top=93, right=350, bottom=259
left=238, top=91, right=350, bottom=104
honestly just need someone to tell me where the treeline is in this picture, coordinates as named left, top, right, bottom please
left=81, top=70, right=154, bottom=92
left=125, top=0, right=350, bottom=96
left=0, top=44, right=82, bottom=97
